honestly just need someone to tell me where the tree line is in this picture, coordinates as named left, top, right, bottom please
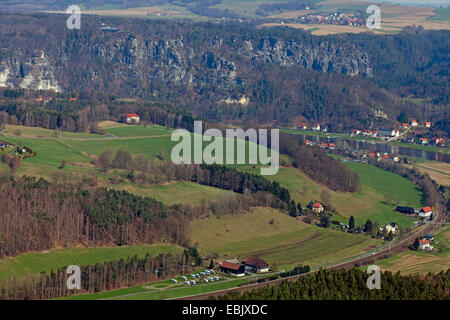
left=0, top=251, right=196, bottom=300
left=280, top=132, right=360, bottom=192
left=0, top=175, right=190, bottom=258
left=216, top=268, right=450, bottom=300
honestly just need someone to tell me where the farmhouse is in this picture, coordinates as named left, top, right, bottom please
left=219, top=261, right=245, bottom=277
left=382, top=222, right=399, bottom=235
left=419, top=206, right=433, bottom=218
left=245, top=257, right=269, bottom=273
left=125, top=113, right=140, bottom=124
left=411, top=120, right=418, bottom=126
left=425, top=122, right=432, bottom=128
left=312, top=123, right=320, bottom=131
left=312, top=202, right=324, bottom=213
left=418, top=239, right=433, bottom=251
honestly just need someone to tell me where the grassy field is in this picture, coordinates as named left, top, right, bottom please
left=407, top=160, right=450, bottom=187
left=2, top=124, right=106, bottom=139
left=104, top=125, right=172, bottom=137
left=189, top=207, right=382, bottom=269
left=235, top=162, right=423, bottom=228
left=61, top=276, right=250, bottom=300
left=376, top=227, right=449, bottom=275
left=109, top=181, right=237, bottom=205
left=431, top=8, right=450, bottom=22
left=2, top=123, right=424, bottom=229
left=0, top=244, right=183, bottom=280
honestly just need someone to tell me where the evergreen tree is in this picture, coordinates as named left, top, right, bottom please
left=364, top=219, right=373, bottom=233
left=349, top=216, right=355, bottom=230
left=289, top=200, right=298, bottom=217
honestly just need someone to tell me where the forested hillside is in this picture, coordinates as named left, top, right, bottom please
left=0, top=14, right=448, bottom=131
left=217, top=268, right=450, bottom=300
left=0, top=175, right=190, bottom=257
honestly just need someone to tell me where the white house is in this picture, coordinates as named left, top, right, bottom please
left=418, top=239, right=433, bottom=251
left=419, top=206, right=433, bottom=218
left=384, top=222, right=399, bottom=235
left=312, top=123, right=321, bottom=131
left=125, top=113, right=140, bottom=124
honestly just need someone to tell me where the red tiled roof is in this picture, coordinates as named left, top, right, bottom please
left=220, top=261, right=242, bottom=271
left=419, top=239, right=430, bottom=245
left=313, top=202, right=322, bottom=208
left=245, top=257, right=268, bottom=269
left=421, top=206, right=432, bottom=213
left=126, top=113, right=139, bottom=117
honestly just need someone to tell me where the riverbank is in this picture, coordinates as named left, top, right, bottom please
left=281, top=128, right=449, bottom=158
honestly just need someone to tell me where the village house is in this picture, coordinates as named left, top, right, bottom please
left=425, top=122, right=432, bottom=128
left=245, top=257, right=269, bottom=273
left=299, top=123, right=308, bottom=130
left=312, top=123, right=321, bottom=131
left=419, top=137, right=429, bottom=145
left=419, top=206, right=433, bottom=218
left=380, top=222, right=399, bottom=235
left=432, top=137, right=445, bottom=146
left=219, top=261, right=245, bottom=277
left=125, top=113, right=140, bottom=124
left=401, top=123, right=409, bottom=128
left=418, top=239, right=433, bottom=251
left=312, top=202, right=324, bottom=213
left=379, top=129, right=399, bottom=138
left=305, top=139, right=313, bottom=146
left=411, top=120, right=418, bottom=127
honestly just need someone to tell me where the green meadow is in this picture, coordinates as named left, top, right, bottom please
left=109, top=181, right=237, bottom=205
left=190, top=207, right=382, bottom=270
left=235, top=162, right=423, bottom=228
left=0, top=244, right=183, bottom=280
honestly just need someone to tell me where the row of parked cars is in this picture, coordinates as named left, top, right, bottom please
left=183, top=276, right=221, bottom=286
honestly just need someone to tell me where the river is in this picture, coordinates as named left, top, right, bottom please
left=306, top=135, right=450, bottom=163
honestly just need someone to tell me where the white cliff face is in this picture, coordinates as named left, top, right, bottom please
left=0, top=51, right=61, bottom=92
left=0, top=67, right=10, bottom=87
left=19, top=54, right=61, bottom=92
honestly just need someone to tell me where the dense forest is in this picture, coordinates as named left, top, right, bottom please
left=280, top=133, right=360, bottom=192
left=217, top=268, right=450, bottom=300
left=0, top=15, right=448, bottom=132
left=0, top=175, right=190, bottom=258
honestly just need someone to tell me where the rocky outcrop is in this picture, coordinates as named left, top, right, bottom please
left=239, top=37, right=372, bottom=77
left=0, top=49, right=61, bottom=92
left=0, top=30, right=372, bottom=94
